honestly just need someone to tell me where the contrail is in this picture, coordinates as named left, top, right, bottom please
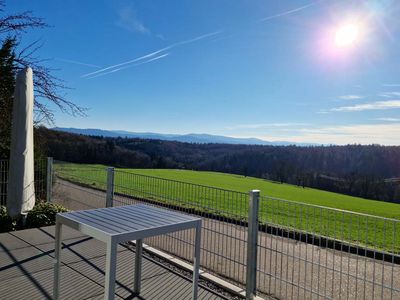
left=259, top=1, right=323, bottom=22
left=81, top=30, right=222, bottom=78
left=211, top=2, right=323, bottom=43
left=81, top=47, right=169, bottom=78
left=86, top=53, right=170, bottom=79
left=81, top=1, right=320, bottom=79
left=172, top=30, right=223, bottom=47
left=56, top=58, right=101, bottom=68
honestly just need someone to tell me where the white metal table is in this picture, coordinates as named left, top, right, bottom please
left=53, top=204, right=202, bottom=300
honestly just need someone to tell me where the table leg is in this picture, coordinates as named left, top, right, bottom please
left=134, top=239, right=143, bottom=295
left=104, top=241, right=117, bottom=300
left=53, top=221, right=62, bottom=300
left=192, top=223, right=202, bottom=300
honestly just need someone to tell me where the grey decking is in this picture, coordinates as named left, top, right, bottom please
left=0, top=226, right=224, bottom=300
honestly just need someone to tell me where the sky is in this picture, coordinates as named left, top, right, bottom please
left=6, top=0, right=400, bottom=145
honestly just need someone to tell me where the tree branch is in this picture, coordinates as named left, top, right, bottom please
left=1, top=1, right=86, bottom=124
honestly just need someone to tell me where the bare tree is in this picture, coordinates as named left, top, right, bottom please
left=0, top=0, right=86, bottom=124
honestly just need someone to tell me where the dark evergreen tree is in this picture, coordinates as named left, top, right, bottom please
left=0, top=37, right=16, bottom=158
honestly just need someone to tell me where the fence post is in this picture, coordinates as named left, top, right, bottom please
left=246, top=189, right=260, bottom=300
left=46, top=157, right=53, bottom=202
left=106, top=167, right=115, bottom=207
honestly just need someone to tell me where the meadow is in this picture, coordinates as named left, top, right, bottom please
left=55, top=162, right=400, bottom=252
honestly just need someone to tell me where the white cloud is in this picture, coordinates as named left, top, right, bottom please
left=383, top=83, right=400, bottom=87
left=338, top=95, right=363, bottom=100
left=156, top=34, right=166, bottom=41
left=116, top=7, right=150, bottom=34
left=328, top=100, right=400, bottom=112
left=226, top=123, right=309, bottom=130
left=373, top=117, right=400, bottom=122
left=379, top=92, right=400, bottom=98
left=255, top=123, right=400, bottom=145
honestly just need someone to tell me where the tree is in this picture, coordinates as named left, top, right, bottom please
left=0, top=0, right=85, bottom=157
left=0, top=37, right=15, bottom=157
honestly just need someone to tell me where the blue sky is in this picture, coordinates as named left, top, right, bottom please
left=7, top=0, right=400, bottom=145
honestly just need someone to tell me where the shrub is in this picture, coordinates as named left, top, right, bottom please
left=25, top=202, right=68, bottom=229
left=0, top=206, right=13, bottom=233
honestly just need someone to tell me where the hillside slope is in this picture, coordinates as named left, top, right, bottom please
left=119, top=168, right=400, bottom=220
left=56, top=163, right=400, bottom=220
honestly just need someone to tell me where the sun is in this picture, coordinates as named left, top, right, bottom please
left=334, top=23, right=360, bottom=48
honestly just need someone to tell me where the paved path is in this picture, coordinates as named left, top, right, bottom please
left=53, top=178, right=400, bottom=300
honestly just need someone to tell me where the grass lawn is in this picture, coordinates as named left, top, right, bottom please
left=55, top=163, right=400, bottom=252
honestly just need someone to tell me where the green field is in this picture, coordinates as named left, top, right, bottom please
left=55, top=163, right=400, bottom=252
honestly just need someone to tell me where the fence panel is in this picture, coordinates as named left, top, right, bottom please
left=0, top=160, right=9, bottom=206
left=34, top=158, right=47, bottom=201
left=52, top=161, right=108, bottom=210
left=112, top=169, right=250, bottom=287
left=0, top=158, right=47, bottom=206
left=257, top=195, right=400, bottom=300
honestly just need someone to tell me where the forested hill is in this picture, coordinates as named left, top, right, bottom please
left=36, top=127, right=400, bottom=203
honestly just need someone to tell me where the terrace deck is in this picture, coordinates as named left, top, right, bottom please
left=0, top=226, right=226, bottom=300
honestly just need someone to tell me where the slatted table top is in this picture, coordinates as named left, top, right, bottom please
left=56, top=204, right=201, bottom=243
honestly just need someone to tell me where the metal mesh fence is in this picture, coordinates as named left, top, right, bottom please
left=0, top=158, right=47, bottom=206
left=34, top=158, right=47, bottom=201
left=0, top=160, right=8, bottom=206
left=52, top=161, right=107, bottom=210
left=52, top=161, right=400, bottom=299
left=257, top=196, right=400, bottom=299
left=112, top=169, right=249, bottom=286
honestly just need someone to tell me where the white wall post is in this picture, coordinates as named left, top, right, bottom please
left=246, top=189, right=260, bottom=300
left=46, top=157, right=53, bottom=202
left=106, top=167, right=115, bottom=207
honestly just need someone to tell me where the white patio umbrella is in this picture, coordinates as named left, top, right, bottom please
left=7, top=67, right=36, bottom=219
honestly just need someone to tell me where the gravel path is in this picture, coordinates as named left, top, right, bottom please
left=53, top=178, right=400, bottom=300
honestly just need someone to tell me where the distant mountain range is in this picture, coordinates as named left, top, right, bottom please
left=52, top=127, right=314, bottom=146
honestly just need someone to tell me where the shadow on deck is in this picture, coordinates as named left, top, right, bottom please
left=0, top=226, right=227, bottom=299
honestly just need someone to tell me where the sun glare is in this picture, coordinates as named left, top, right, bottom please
left=334, top=23, right=360, bottom=48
